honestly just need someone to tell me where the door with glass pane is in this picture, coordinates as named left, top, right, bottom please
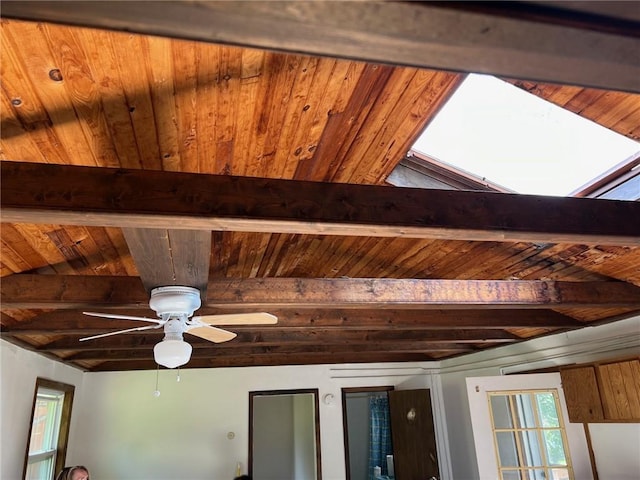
left=466, top=373, right=592, bottom=480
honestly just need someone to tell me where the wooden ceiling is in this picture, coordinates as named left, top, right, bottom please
left=1, top=2, right=640, bottom=371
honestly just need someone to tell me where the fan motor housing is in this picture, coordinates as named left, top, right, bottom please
left=149, top=286, right=201, bottom=317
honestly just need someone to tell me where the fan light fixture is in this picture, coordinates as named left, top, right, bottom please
left=154, top=334, right=192, bottom=369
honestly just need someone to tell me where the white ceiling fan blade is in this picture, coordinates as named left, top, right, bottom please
left=187, top=325, right=237, bottom=343
left=80, top=324, right=160, bottom=342
left=193, top=312, right=278, bottom=326
left=83, top=311, right=164, bottom=324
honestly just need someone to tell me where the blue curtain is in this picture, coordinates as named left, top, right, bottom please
left=368, top=395, right=393, bottom=479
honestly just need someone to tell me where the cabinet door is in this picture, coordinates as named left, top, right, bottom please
left=560, top=366, right=604, bottom=422
left=597, top=359, right=640, bottom=421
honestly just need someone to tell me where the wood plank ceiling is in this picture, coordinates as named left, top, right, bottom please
left=1, top=2, right=640, bottom=371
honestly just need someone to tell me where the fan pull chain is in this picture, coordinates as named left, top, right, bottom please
left=153, top=363, right=161, bottom=397
left=176, top=368, right=181, bottom=382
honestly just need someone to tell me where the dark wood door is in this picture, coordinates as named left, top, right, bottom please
left=389, top=389, right=440, bottom=480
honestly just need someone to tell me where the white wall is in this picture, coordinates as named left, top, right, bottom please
left=71, top=362, right=449, bottom=480
left=0, top=341, right=85, bottom=480
left=440, top=314, right=640, bottom=480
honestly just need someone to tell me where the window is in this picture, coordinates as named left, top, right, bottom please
left=488, top=389, right=573, bottom=480
left=23, top=378, right=75, bottom=480
left=406, top=73, right=640, bottom=197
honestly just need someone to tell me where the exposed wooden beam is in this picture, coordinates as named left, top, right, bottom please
left=64, top=343, right=476, bottom=362
left=1, top=308, right=584, bottom=333
left=2, top=1, right=638, bottom=91
left=122, top=228, right=211, bottom=293
left=89, top=351, right=446, bottom=371
left=2, top=162, right=640, bottom=246
left=204, top=278, right=640, bottom=309
left=35, top=329, right=518, bottom=352
left=3, top=275, right=639, bottom=309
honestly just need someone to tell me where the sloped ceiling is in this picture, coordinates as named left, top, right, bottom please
left=1, top=1, right=639, bottom=371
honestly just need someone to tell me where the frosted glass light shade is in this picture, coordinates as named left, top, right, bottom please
left=154, top=339, right=192, bottom=368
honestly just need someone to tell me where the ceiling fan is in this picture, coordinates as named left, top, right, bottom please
left=80, top=285, right=277, bottom=368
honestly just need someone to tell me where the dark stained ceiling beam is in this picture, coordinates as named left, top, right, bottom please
left=1, top=308, right=584, bottom=333
left=63, top=343, right=477, bottom=362
left=35, top=329, right=519, bottom=352
left=3, top=275, right=640, bottom=309
left=2, top=162, right=640, bottom=246
left=2, top=1, right=639, bottom=92
left=89, top=352, right=448, bottom=371
left=122, top=228, right=211, bottom=293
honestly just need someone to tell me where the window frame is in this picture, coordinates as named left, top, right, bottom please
left=487, top=388, right=575, bottom=479
left=23, top=378, right=75, bottom=480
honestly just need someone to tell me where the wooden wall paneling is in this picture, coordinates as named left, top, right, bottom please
left=0, top=24, right=70, bottom=164
left=354, top=70, right=461, bottom=185
left=327, top=64, right=414, bottom=183
left=295, top=59, right=370, bottom=181
left=597, top=360, right=640, bottom=420
left=560, top=366, right=605, bottom=423
left=79, top=28, right=144, bottom=169
left=10, top=22, right=98, bottom=166
left=250, top=53, right=298, bottom=179
left=0, top=224, right=49, bottom=274
left=278, top=56, right=333, bottom=179
left=12, top=224, right=75, bottom=274
left=271, top=55, right=321, bottom=178
left=313, top=63, right=396, bottom=182
left=43, top=25, right=120, bottom=168
left=145, top=35, right=182, bottom=172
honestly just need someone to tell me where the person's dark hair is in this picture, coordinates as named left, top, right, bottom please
left=55, top=465, right=89, bottom=480
left=233, top=476, right=251, bottom=480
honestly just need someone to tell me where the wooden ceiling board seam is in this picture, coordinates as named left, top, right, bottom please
left=144, top=35, right=182, bottom=172
left=232, top=48, right=265, bottom=177
left=171, top=39, right=200, bottom=173
left=210, top=45, right=242, bottom=175
left=194, top=41, right=220, bottom=175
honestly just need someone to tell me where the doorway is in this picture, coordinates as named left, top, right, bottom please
left=249, top=389, right=322, bottom=480
left=342, top=387, right=441, bottom=480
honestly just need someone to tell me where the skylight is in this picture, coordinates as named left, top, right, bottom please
left=411, top=74, right=640, bottom=197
